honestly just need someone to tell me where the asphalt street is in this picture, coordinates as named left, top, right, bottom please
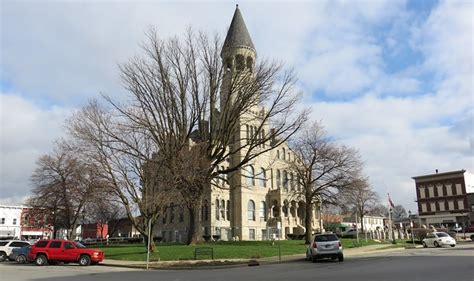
left=1, top=243, right=473, bottom=281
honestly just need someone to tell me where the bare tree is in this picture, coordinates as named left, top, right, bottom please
left=68, top=28, right=307, bottom=245
left=28, top=141, right=102, bottom=239
left=288, top=121, right=363, bottom=244
left=392, top=204, right=407, bottom=220
left=83, top=191, right=126, bottom=239
left=342, top=178, right=378, bottom=233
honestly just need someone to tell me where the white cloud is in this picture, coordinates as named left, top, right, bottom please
left=0, top=94, right=72, bottom=204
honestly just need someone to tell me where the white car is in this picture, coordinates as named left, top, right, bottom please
left=0, top=240, right=31, bottom=262
left=422, top=232, right=456, bottom=248
left=306, top=233, right=344, bottom=262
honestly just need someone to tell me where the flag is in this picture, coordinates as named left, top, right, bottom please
left=388, top=193, right=395, bottom=210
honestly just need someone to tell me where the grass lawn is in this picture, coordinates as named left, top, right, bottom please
left=97, top=239, right=398, bottom=261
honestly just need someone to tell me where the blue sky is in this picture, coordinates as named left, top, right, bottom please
left=1, top=0, right=473, bottom=212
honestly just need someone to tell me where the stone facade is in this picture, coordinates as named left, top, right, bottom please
left=153, top=7, right=320, bottom=242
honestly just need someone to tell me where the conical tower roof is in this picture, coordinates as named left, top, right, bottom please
left=222, top=5, right=255, bottom=54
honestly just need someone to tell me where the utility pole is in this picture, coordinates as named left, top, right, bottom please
left=146, top=218, right=152, bottom=270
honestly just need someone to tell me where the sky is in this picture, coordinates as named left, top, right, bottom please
left=1, top=0, right=473, bottom=213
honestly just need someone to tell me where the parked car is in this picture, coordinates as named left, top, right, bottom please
left=306, top=233, right=344, bottom=262
left=0, top=240, right=31, bottom=262
left=341, top=229, right=358, bottom=238
left=465, top=225, right=474, bottom=233
left=422, top=232, right=456, bottom=248
left=9, top=245, right=32, bottom=264
left=28, top=239, right=104, bottom=266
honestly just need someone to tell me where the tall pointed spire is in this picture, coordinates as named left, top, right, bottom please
left=222, top=5, right=255, bottom=54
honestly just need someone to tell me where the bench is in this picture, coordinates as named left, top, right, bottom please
left=194, top=247, right=214, bottom=260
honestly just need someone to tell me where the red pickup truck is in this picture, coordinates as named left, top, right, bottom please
left=28, top=239, right=104, bottom=266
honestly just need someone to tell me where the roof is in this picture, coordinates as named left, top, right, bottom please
left=222, top=5, right=255, bottom=54
left=412, top=169, right=466, bottom=180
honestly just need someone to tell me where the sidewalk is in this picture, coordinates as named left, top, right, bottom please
left=101, top=243, right=408, bottom=270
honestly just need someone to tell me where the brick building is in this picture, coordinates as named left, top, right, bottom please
left=413, top=169, right=474, bottom=228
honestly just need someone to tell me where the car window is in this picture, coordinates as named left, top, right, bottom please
left=49, top=241, right=62, bottom=248
left=436, top=233, right=449, bottom=237
left=0, top=241, right=8, bottom=246
left=35, top=241, right=49, bottom=248
left=314, top=235, right=338, bottom=242
left=74, top=242, right=86, bottom=249
left=64, top=242, right=75, bottom=249
left=10, top=242, right=27, bottom=247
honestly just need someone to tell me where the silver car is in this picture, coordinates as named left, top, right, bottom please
left=306, top=233, right=344, bottom=262
left=422, top=232, right=456, bottom=248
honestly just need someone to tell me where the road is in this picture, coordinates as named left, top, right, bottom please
left=1, top=243, right=473, bottom=281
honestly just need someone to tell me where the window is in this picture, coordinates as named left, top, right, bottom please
left=430, top=202, right=436, bottom=211
left=236, top=54, right=245, bottom=71
left=220, top=200, right=225, bottom=220
left=283, top=201, right=289, bottom=217
left=10, top=242, right=29, bottom=247
left=421, top=203, right=427, bottom=213
left=179, top=209, right=184, bottom=222
left=0, top=242, right=8, bottom=246
left=282, top=148, right=286, bottom=160
left=249, top=229, right=255, bottom=240
left=49, top=241, right=62, bottom=248
left=0, top=218, right=4, bottom=224
left=226, top=200, right=231, bottom=220
left=290, top=173, right=294, bottom=191
left=276, top=170, right=281, bottom=188
left=169, top=204, right=175, bottom=223
left=419, top=187, right=425, bottom=198
left=428, top=186, right=434, bottom=198
left=35, top=241, right=48, bottom=248
left=259, top=201, right=267, bottom=221
left=446, top=184, right=453, bottom=196
left=260, top=168, right=266, bottom=188
left=64, top=242, right=74, bottom=249
left=247, top=200, right=256, bottom=221
left=458, top=200, right=464, bottom=210
left=283, top=171, right=289, bottom=191
left=246, top=56, right=253, bottom=72
left=448, top=201, right=454, bottom=210
left=12, top=218, right=17, bottom=225
left=455, top=184, right=462, bottom=195
left=471, top=204, right=474, bottom=212
left=246, top=165, right=255, bottom=186
left=439, top=201, right=445, bottom=211
left=216, top=199, right=220, bottom=220
left=277, top=150, right=280, bottom=159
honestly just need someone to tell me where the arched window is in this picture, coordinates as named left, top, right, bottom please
left=290, top=173, right=295, bottom=191
left=221, top=200, right=225, bottom=220
left=215, top=199, right=220, bottom=220
left=247, top=200, right=256, bottom=221
left=246, top=165, right=255, bottom=186
left=282, top=148, right=286, bottom=160
left=283, top=200, right=289, bottom=217
left=260, top=168, right=266, bottom=188
left=276, top=169, right=281, bottom=188
left=272, top=200, right=280, bottom=217
left=226, top=200, right=231, bottom=220
left=236, top=54, right=245, bottom=71
left=246, top=56, right=253, bottom=72
left=277, top=150, right=280, bottom=159
left=259, top=201, right=267, bottom=221
left=283, top=171, right=288, bottom=191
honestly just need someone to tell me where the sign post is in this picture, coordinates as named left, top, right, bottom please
left=146, top=218, right=152, bottom=270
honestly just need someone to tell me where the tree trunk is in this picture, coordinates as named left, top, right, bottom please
left=143, top=234, right=156, bottom=252
left=304, top=203, right=313, bottom=244
left=360, top=214, right=365, bottom=233
left=186, top=206, right=199, bottom=245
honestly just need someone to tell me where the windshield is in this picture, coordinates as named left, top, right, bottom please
left=74, top=242, right=86, bottom=248
left=436, top=233, right=449, bottom=237
left=315, top=235, right=338, bottom=242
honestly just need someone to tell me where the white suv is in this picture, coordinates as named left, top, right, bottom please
left=0, top=240, right=31, bottom=262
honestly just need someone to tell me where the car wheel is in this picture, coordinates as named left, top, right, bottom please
left=0, top=252, right=7, bottom=262
left=311, top=255, right=318, bottom=263
left=79, top=255, right=91, bottom=266
left=16, top=254, right=27, bottom=264
left=450, top=244, right=455, bottom=248
left=434, top=241, right=440, bottom=248
left=422, top=242, right=427, bottom=248
left=338, top=254, right=344, bottom=262
left=35, top=254, right=48, bottom=266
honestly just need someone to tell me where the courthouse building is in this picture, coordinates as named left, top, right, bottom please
left=153, top=6, right=321, bottom=242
